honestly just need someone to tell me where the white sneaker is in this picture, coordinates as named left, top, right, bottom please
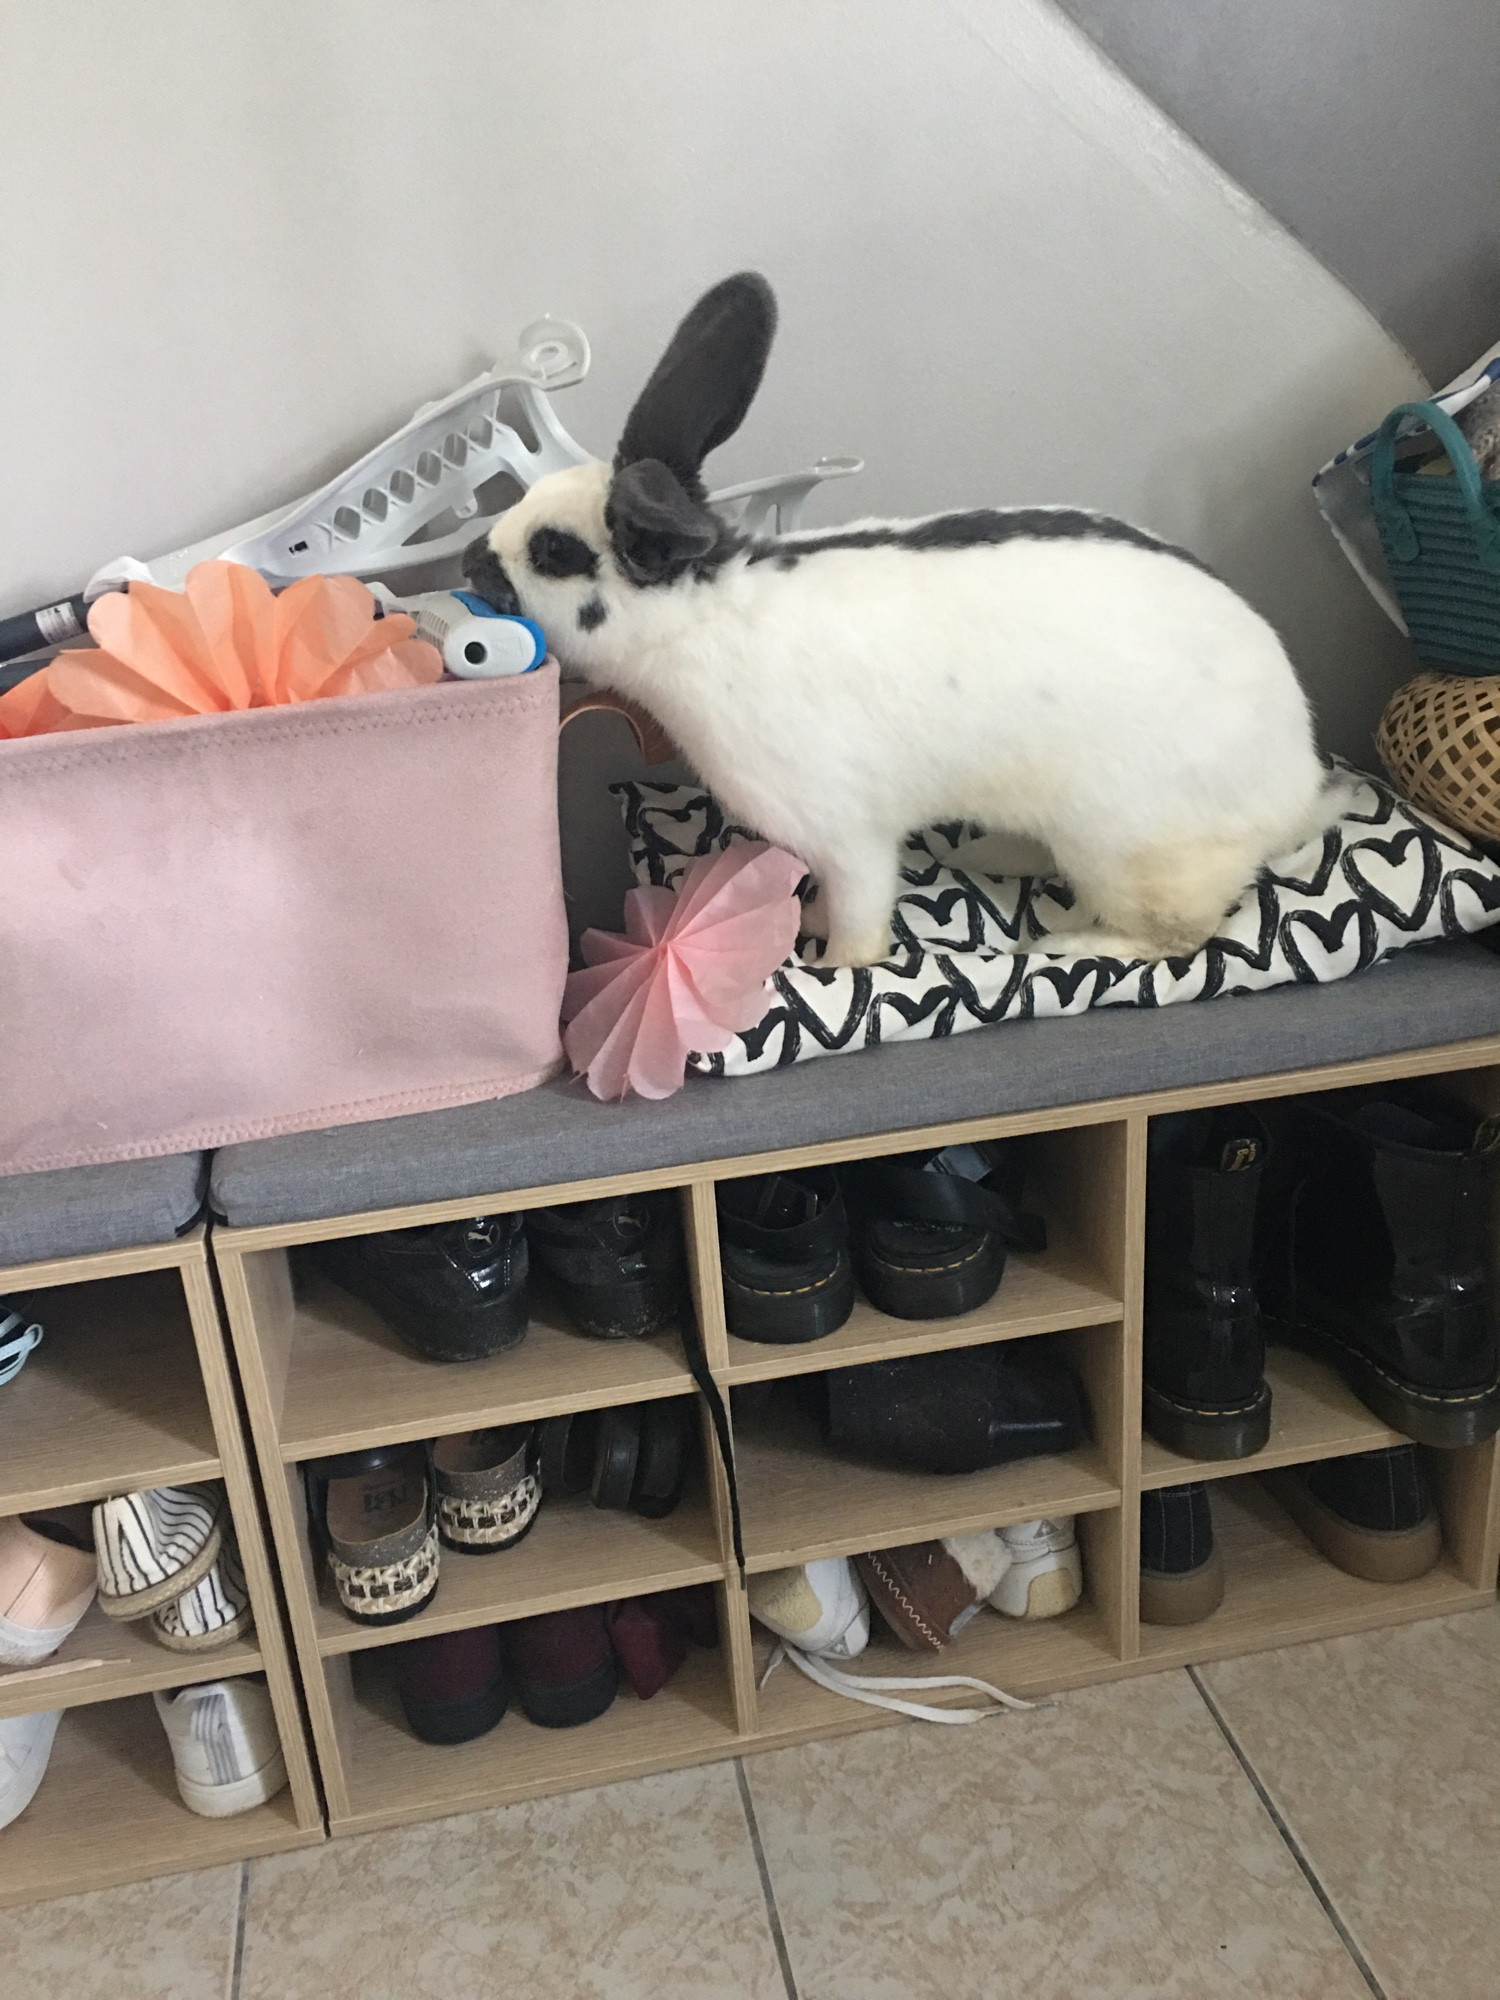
left=987, top=1518, right=1083, bottom=1620
left=153, top=1679, right=288, bottom=1818
left=747, top=1557, right=871, bottom=1659
left=0, top=1710, right=62, bottom=1829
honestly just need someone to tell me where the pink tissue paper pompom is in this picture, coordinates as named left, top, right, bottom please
left=562, top=842, right=806, bottom=1101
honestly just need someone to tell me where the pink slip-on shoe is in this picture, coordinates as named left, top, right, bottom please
left=0, top=1512, right=97, bottom=1666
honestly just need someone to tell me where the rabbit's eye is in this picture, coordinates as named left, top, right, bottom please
left=529, top=527, right=599, bottom=580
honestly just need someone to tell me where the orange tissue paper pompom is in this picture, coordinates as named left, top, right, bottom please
left=0, top=562, right=442, bottom=739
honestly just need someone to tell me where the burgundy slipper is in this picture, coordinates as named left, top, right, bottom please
left=505, top=1605, right=619, bottom=1728
left=391, top=1625, right=508, bottom=1744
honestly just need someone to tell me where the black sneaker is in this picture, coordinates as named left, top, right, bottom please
left=840, top=1141, right=1045, bottom=1321
left=1261, top=1085, right=1500, bottom=1447
left=308, top=1215, right=528, bottom=1362
left=1139, top=1483, right=1224, bottom=1626
left=526, top=1192, right=684, bottom=1340
left=1263, top=1445, right=1442, bottom=1583
left=716, top=1169, right=854, bottom=1344
left=1143, top=1109, right=1271, bottom=1460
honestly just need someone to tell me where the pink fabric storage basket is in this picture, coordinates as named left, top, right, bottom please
left=0, top=666, right=567, bottom=1174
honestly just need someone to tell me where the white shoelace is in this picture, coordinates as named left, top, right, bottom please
left=760, top=1642, right=1048, bottom=1724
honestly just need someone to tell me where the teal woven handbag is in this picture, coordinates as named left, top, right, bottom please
left=1370, top=399, right=1500, bottom=674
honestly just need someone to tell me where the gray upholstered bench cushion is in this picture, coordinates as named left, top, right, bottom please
left=0, top=1152, right=209, bottom=1269
left=209, top=938, right=1500, bottom=1231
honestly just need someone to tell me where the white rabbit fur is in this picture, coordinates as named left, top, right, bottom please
left=467, top=275, right=1344, bottom=968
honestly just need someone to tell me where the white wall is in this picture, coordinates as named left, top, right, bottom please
left=0, top=0, right=1428, bottom=920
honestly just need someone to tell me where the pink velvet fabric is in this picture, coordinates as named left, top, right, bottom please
left=0, top=668, right=567, bottom=1174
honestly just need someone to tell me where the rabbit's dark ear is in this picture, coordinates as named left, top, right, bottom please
left=607, top=458, right=721, bottom=585
left=615, top=273, right=777, bottom=489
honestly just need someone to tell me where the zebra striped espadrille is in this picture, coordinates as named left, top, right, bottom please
left=152, top=1537, right=255, bottom=1653
left=93, top=1484, right=225, bottom=1621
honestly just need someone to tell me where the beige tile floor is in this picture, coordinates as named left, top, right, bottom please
left=4, top=1607, right=1500, bottom=2000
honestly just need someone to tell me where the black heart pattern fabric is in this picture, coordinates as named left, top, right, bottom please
left=612, top=767, right=1500, bottom=1078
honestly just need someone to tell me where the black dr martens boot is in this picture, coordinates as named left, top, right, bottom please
left=1143, top=1109, right=1272, bottom=1460
left=1263, top=1085, right=1500, bottom=1448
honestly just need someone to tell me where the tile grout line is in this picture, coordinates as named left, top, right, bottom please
left=228, top=1859, right=250, bottom=2000
left=1186, top=1666, right=1389, bottom=2000
left=734, top=1757, right=801, bottom=2000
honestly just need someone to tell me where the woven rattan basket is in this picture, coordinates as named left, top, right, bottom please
left=1377, top=672, right=1500, bottom=842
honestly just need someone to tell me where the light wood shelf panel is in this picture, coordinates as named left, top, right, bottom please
left=1138, top=1476, right=1487, bottom=1668
left=313, top=1479, right=725, bottom=1655
left=0, top=1599, right=262, bottom=1721
left=0, top=1694, right=315, bottom=1908
left=720, top=1240, right=1120, bottom=1385
left=278, top=1272, right=695, bottom=1461
left=1139, top=1346, right=1408, bottom=1490
left=0, top=1272, right=219, bottom=1512
left=733, top=1399, right=1119, bottom=1574
left=333, top=1642, right=739, bottom=1836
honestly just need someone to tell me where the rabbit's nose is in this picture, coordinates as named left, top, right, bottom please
left=461, top=535, right=521, bottom=617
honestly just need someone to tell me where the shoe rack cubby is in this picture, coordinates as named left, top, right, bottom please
left=0, top=1231, right=323, bottom=1906
left=212, top=1033, right=1500, bottom=1841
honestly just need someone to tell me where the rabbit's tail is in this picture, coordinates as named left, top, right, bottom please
left=1283, top=765, right=1364, bottom=851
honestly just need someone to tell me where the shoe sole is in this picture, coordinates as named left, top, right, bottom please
left=438, top=1507, right=540, bottom=1556
left=1143, top=1383, right=1272, bottom=1461
left=150, top=1602, right=256, bottom=1652
left=382, top=1293, right=530, bottom=1363
left=551, top=1276, right=683, bottom=1341
left=176, top=1747, right=288, bottom=1819
left=1261, top=1468, right=1444, bottom=1583
left=993, top=1564, right=1082, bottom=1621
left=722, top=1255, right=856, bottom=1344
left=0, top=1608, right=90, bottom=1666
left=335, top=1578, right=440, bottom=1627
left=1139, top=1546, right=1226, bottom=1626
left=98, top=1516, right=224, bottom=1622
left=1268, top=1317, right=1500, bottom=1449
left=398, top=1681, right=509, bottom=1744
left=855, top=1236, right=1006, bottom=1322
left=514, top=1655, right=619, bottom=1728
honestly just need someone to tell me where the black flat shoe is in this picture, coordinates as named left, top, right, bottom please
left=820, top=1337, right=1086, bottom=1474
left=1260, top=1085, right=1500, bottom=1447
left=716, top=1169, right=854, bottom=1344
left=308, top=1214, right=528, bottom=1363
left=1139, top=1483, right=1224, bottom=1626
left=526, top=1192, right=685, bottom=1340
left=841, top=1141, right=1045, bottom=1321
left=1263, top=1445, right=1442, bottom=1582
left=1143, top=1109, right=1272, bottom=1460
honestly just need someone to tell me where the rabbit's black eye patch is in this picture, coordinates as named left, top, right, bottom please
left=528, top=527, right=599, bottom=580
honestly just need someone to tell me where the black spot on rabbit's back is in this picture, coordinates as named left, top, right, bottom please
left=578, top=595, right=608, bottom=631
left=748, top=508, right=1215, bottom=576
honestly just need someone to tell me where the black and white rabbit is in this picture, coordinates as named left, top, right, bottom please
left=466, top=273, right=1345, bottom=967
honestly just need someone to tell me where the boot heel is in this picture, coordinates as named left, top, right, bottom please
left=1144, top=1385, right=1271, bottom=1461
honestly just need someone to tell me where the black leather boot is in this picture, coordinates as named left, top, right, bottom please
left=1143, top=1109, right=1271, bottom=1460
left=1263, top=1085, right=1500, bottom=1447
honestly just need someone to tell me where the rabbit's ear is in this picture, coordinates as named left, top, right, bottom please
left=615, top=272, right=777, bottom=488
left=607, top=458, right=721, bottom=584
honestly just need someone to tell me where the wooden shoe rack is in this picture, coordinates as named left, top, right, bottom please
left=211, top=1031, right=1500, bottom=1842
left=0, top=1230, right=323, bottom=1906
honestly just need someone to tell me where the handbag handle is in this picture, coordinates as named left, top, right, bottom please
left=1370, top=399, right=1500, bottom=574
